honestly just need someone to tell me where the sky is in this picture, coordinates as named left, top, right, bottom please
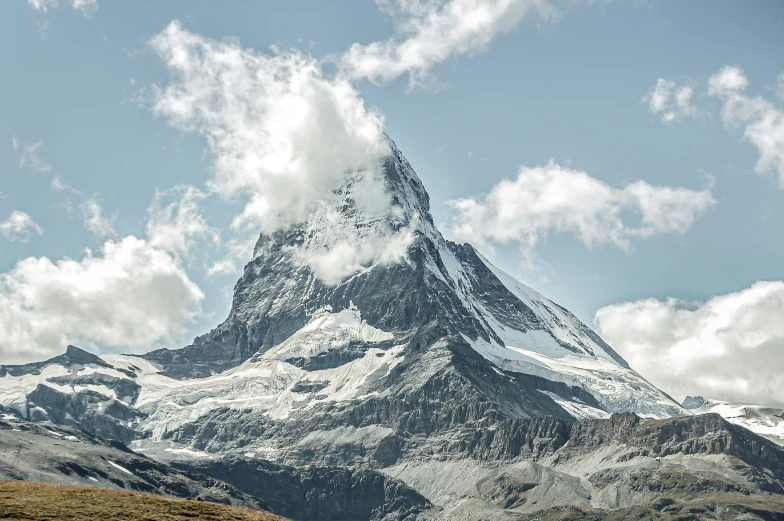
left=0, top=0, right=783, bottom=407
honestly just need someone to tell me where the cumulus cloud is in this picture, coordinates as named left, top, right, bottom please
left=708, top=66, right=784, bottom=187
left=340, top=0, right=554, bottom=89
left=0, top=236, right=204, bottom=364
left=79, top=196, right=116, bottom=238
left=643, top=78, right=696, bottom=123
left=595, top=281, right=784, bottom=408
left=446, top=161, right=715, bottom=268
left=18, top=140, right=52, bottom=173
left=148, top=21, right=413, bottom=284
left=0, top=211, right=44, bottom=243
left=707, top=65, right=749, bottom=95
left=0, top=180, right=215, bottom=363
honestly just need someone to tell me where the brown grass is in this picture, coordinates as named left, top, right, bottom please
left=0, top=480, right=288, bottom=520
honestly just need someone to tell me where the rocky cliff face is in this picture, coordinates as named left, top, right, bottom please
left=1, top=139, right=783, bottom=520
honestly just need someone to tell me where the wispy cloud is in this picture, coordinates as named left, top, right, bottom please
left=708, top=66, right=784, bottom=187
left=71, top=0, right=98, bottom=16
left=27, top=0, right=98, bottom=16
left=80, top=196, right=117, bottom=238
left=643, top=78, right=696, bottom=123
left=145, top=184, right=219, bottom=257
left=340, top=0, right=557, bottom=90
left=18, top=140, right=52, bottom=173
left=27, top=0, right=59, bottom=13
left=0, top=210, right=44, bottom=242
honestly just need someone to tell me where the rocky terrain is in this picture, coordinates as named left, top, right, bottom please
left=1, top=138, right=783, bottom=520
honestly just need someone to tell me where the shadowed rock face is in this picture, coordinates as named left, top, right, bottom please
left=176, top=458, right=432, bottom=521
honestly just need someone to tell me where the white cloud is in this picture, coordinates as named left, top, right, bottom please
left=707, top=65, right=748, bottom=96
left=50, top=174, right=69, bottom=193
left=643, top=78, right=696, bottom=123
left=18, top=140, right=52, bottom=173
left=27, top=0, right=98, bottom=16
left=446, top=160, right=714, bottom=268
left=71, top=0, right=98, bottom=15
left=11, top=136, right=19, bottom=151
left=0, top=236, right=204, bottom=364
left=708, top=66, right=784, bottom=187
left=595, top=281, right=784, bottom=408
left=0, top=211, right=44, bottom=243
left=145, top=184, right=220, bottom=257
left=148, top=21, right=413, bottom=285
left=27, top=0, right=58, bottom=12
left=79, top=196, right=116, bottom=238
left=340, top=0, right=555, bottom=89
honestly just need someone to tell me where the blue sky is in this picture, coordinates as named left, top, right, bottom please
left=1, top=1, right=783, bottom=405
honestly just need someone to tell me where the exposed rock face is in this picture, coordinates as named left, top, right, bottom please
left=2, top=138, right=783, bottom=519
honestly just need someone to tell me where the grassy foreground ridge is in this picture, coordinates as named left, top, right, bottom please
left=0, top=480, right=288, bottom=520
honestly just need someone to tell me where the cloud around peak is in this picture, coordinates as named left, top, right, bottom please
left=147, top=21, right=415, bottom=284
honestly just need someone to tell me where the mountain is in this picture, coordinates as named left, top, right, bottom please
left=2, top=138, right=783, bottom=520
